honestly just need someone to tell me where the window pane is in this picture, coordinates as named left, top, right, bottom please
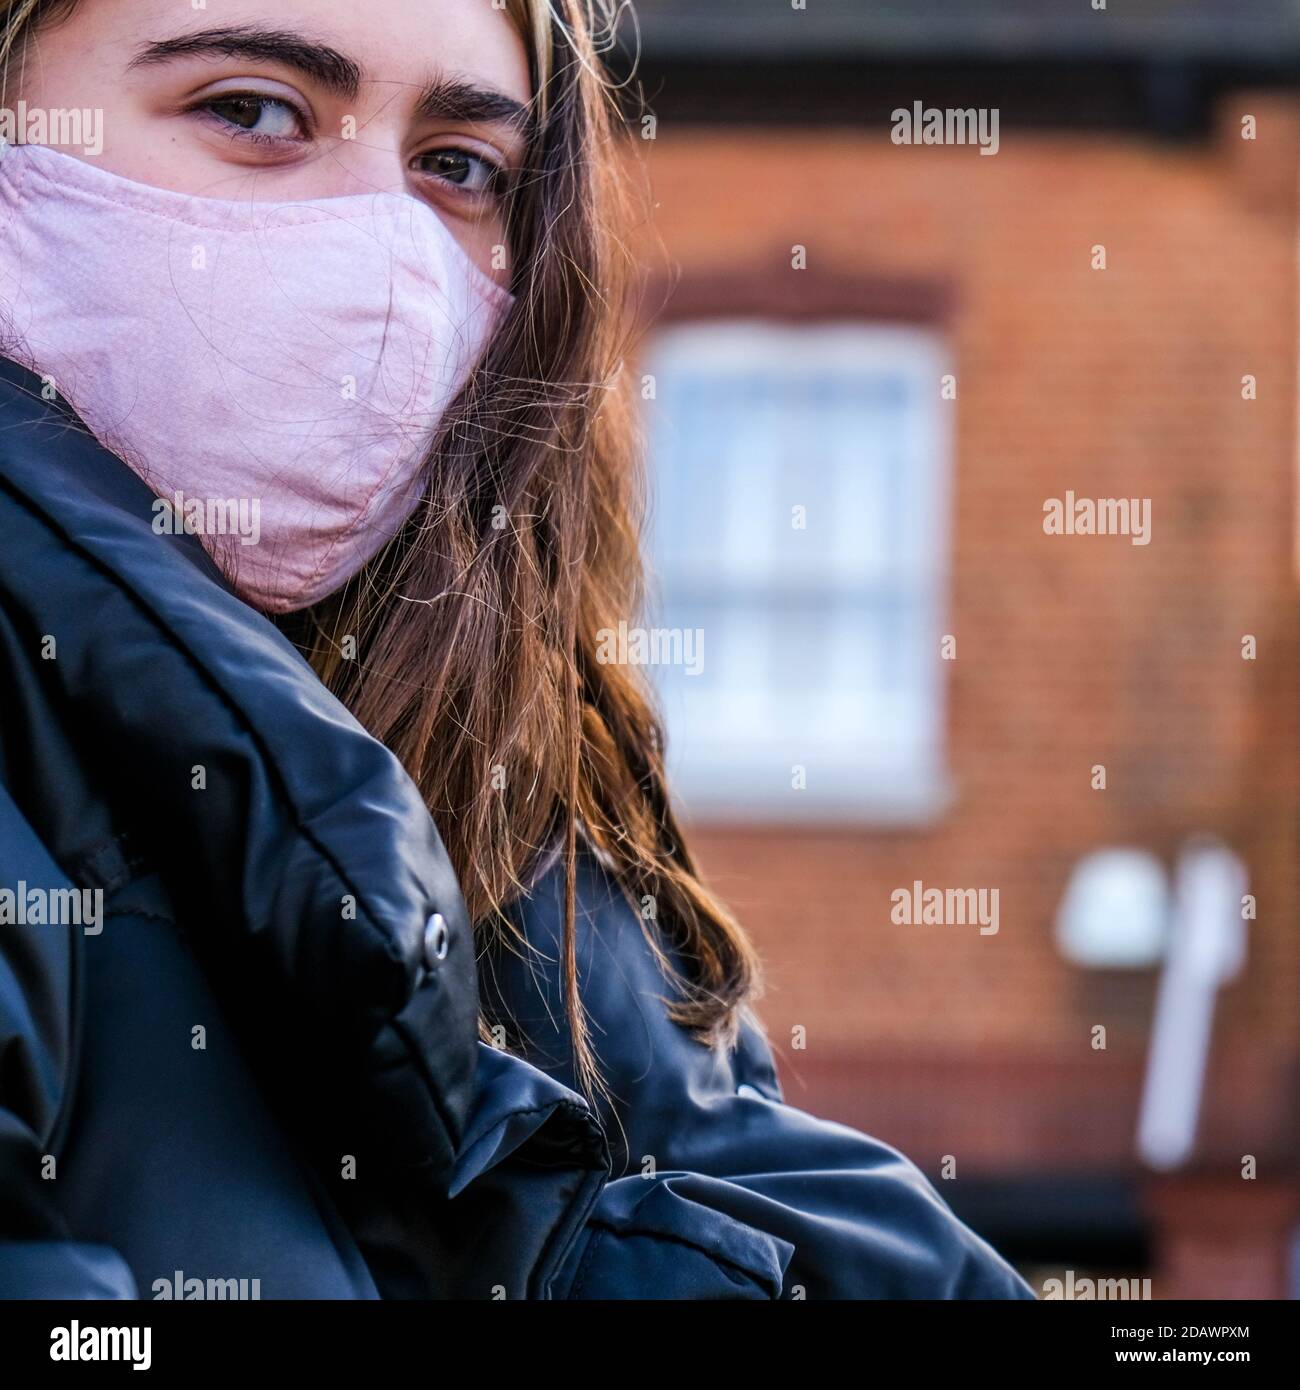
left=643, top=319, right=951, bottom=822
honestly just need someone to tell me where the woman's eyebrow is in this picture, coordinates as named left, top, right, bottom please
left=127, top=25, right=363, bottom=99
left=129, top=26, right=531, bottom=135
left=413, top=74, right=531, bottom=133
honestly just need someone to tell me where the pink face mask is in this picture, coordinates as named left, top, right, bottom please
left=0, top=142, right=514, bottom=612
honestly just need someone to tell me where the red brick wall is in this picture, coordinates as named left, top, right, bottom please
left=631, top=94, right=1300, bottom=1213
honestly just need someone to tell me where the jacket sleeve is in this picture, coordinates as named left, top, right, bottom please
left=0, top=783, right=138, bottom=1298
left=481, top=851, right=1035, bottom=1301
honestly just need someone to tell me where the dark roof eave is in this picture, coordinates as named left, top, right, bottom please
left=619, top=4, right=1300, bottom=66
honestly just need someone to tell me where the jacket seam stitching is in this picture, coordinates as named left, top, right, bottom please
left=103, top=908, right=178, bottom=927
left=569, top=1222, right=607, bottom=1298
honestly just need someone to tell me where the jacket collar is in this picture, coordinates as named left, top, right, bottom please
left=0, top=355, right=612, bottom=1283
left=0, top=353, right=479, bottom=1178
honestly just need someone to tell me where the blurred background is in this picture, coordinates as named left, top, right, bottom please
left=611, top=0, right=1300, bottom=1299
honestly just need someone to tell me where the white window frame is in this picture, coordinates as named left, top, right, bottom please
left=642, top=317, right=954, bottom=825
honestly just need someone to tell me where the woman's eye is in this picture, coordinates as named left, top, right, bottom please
left=200, top=95, right=305, bottom=142
left=414, top=148, right=504, bottom=197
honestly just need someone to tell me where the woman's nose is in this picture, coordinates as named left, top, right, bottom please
left=284, top=120, right=414, bottom=201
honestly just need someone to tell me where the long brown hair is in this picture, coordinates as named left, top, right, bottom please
left=1, top=0, right=763, bottom=1104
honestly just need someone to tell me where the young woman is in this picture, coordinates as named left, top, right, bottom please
left=0, top=0, right=1033, bottom=1300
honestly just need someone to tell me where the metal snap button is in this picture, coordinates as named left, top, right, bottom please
left=423, top=912, right=450, bottom=968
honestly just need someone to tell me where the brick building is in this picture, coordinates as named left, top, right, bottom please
left=620, top=1, right=1300, bottom=1297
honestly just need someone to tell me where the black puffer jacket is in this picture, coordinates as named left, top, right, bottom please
left=0, top=355, right=1033, bottom=1300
